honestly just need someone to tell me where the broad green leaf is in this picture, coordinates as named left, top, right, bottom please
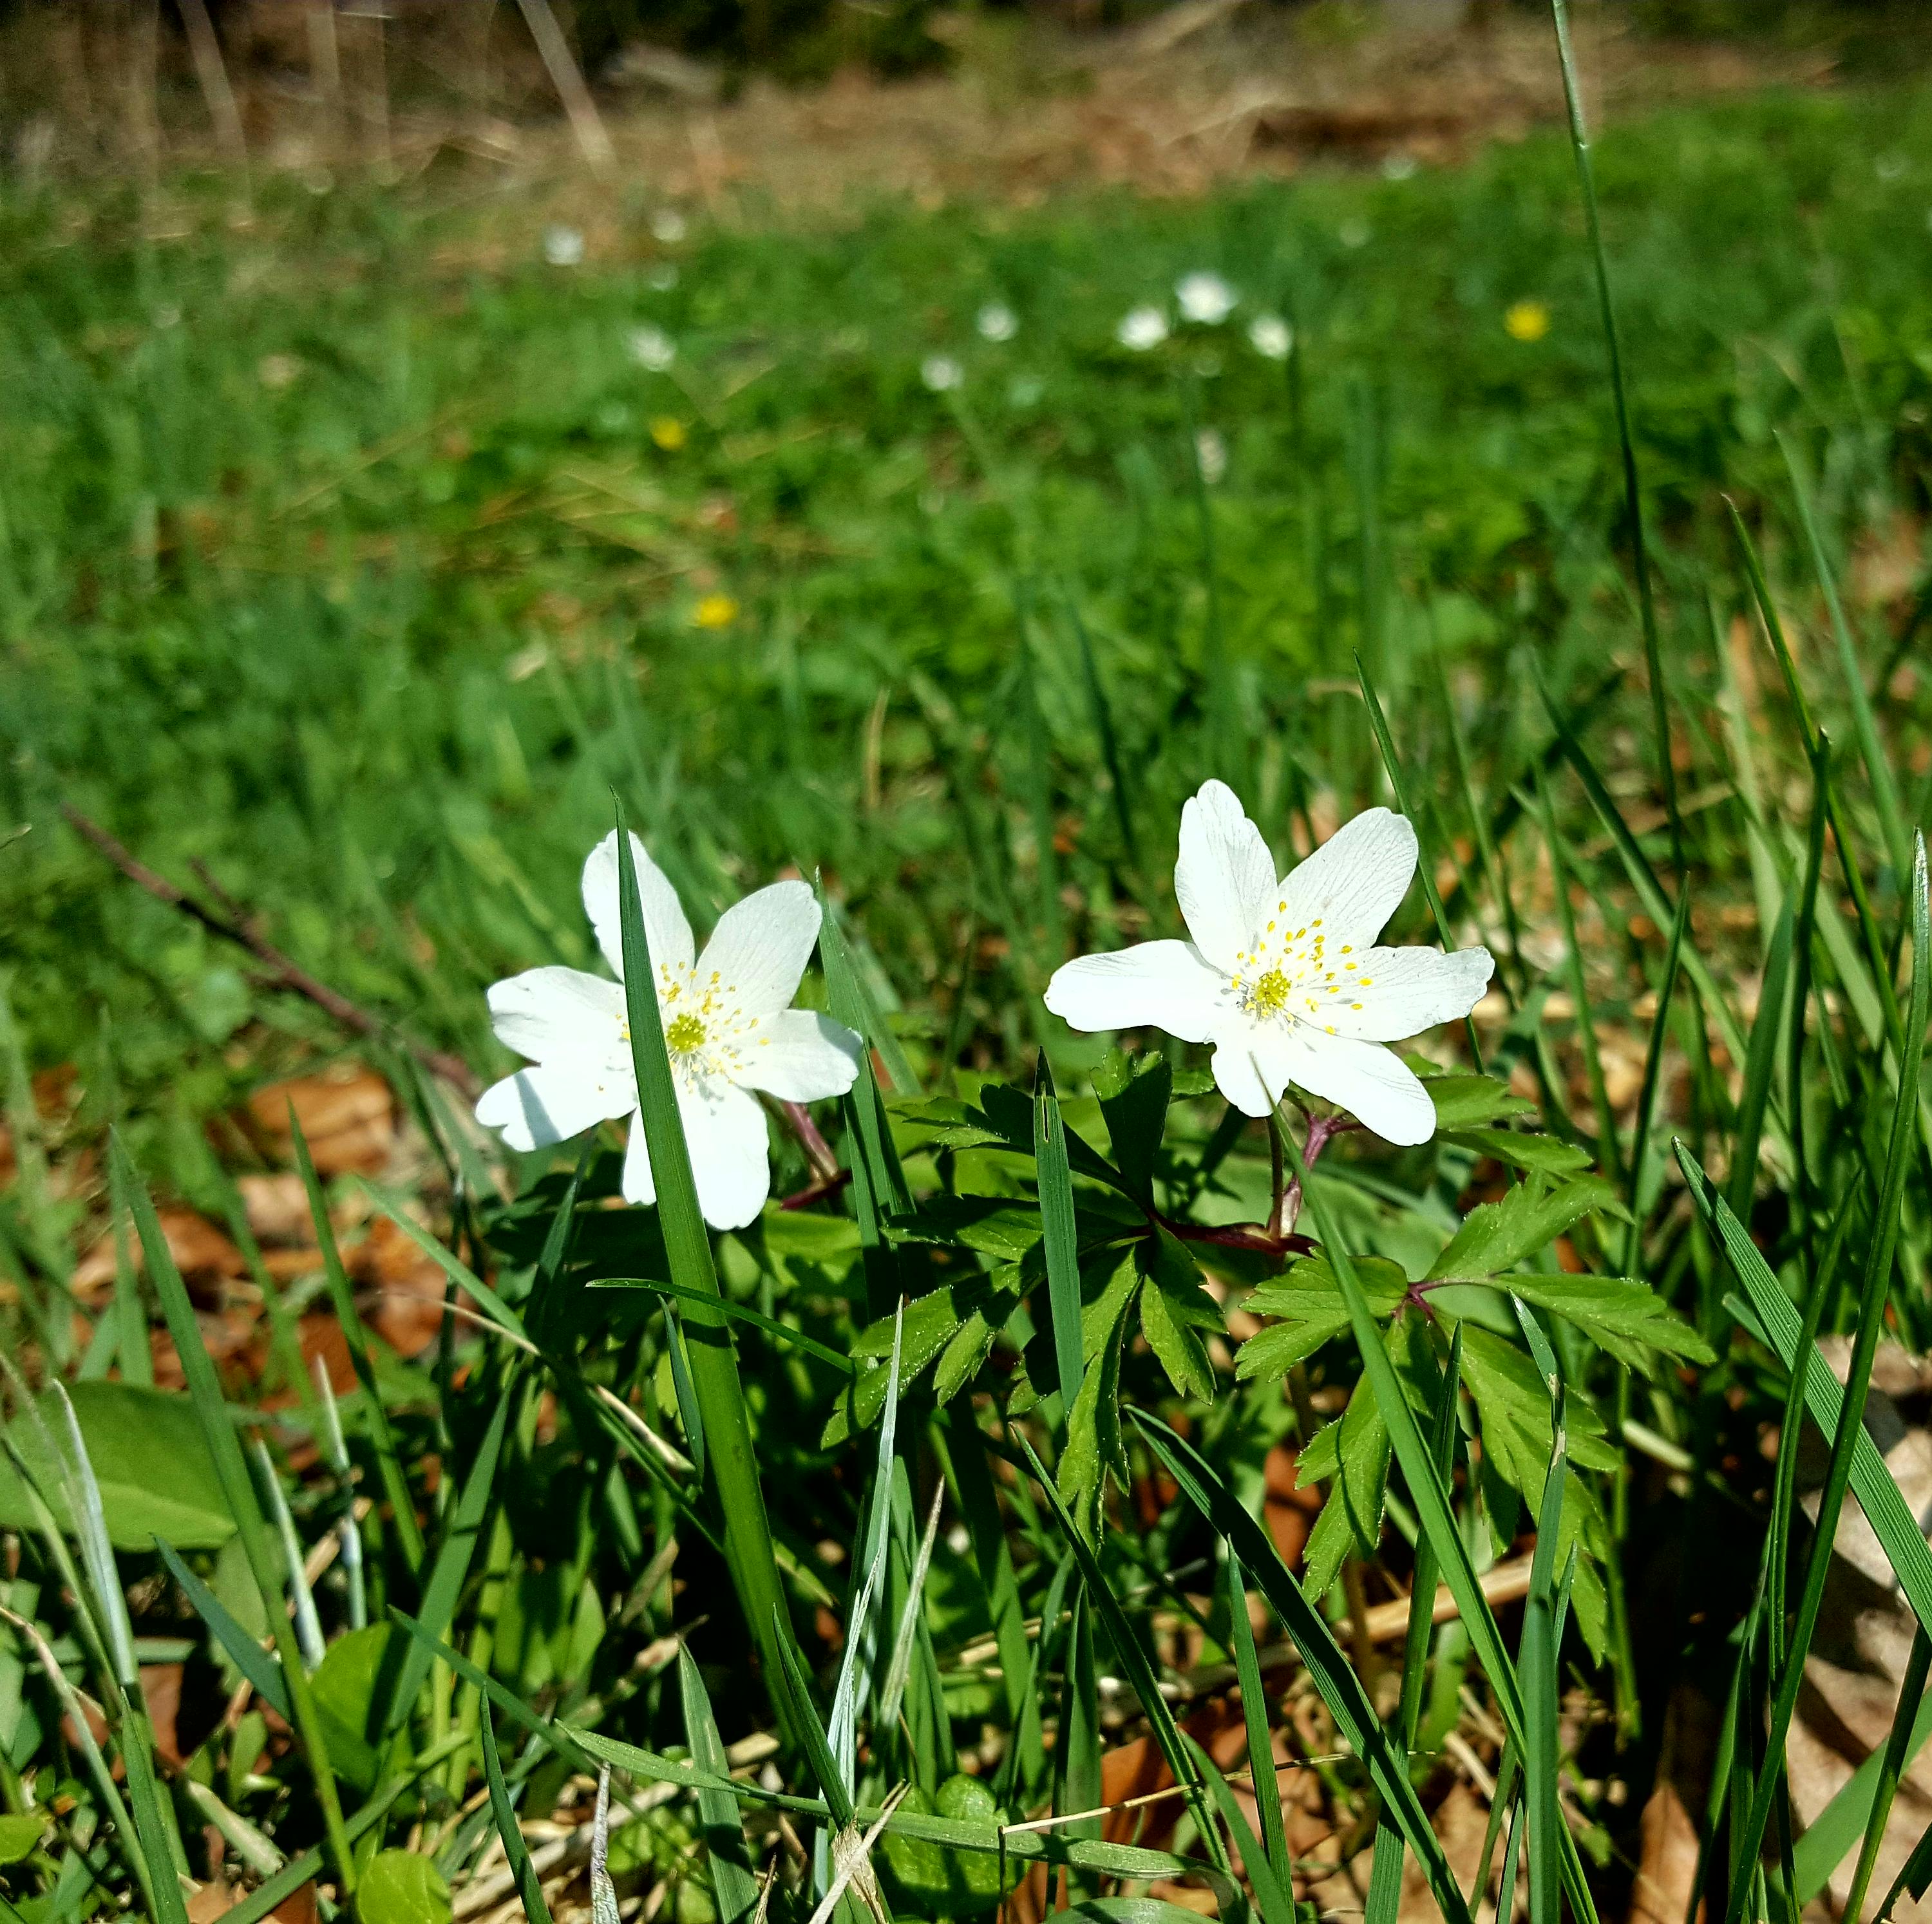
left=0, top=1811, right=47, bottom=1865
left=1139, top=1231, right=1219, bottom=1403
left=357, top=1850, right=452, bottom=1924
left=310, top=1625, right=392, bottom=1795
left=882, top=1777, right=1014, bottom=1914
left=1502, top=1275, right=1714, bottom=1374
left=0, top=1382, right=233, bottom=1550
left=1458, top=1328, right=1618, bottom=1498
left=1424, top=1176, right=1623, bottom=1283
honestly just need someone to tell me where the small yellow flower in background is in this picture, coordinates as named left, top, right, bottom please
left=650, top=416, right=688, bottom=451
left=694, top=593, right=738, bottom=630
left=1504, top=299, right=1551, bottom=343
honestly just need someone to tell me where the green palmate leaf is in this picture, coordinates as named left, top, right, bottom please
left=1301, top=1375, right=1390, bottom=1599
left=1235, top=1253, right=1410, bottom=1383
left=1094, top=1049, right=1171, bottom=1205
left=822, top=1274, right=1010, bottom=1447
left=880, top=1775, right=1017, bottom=1915
left=1057, top=1252, right=1139, bottom=1534
left=1138, top=1229, right=1220, bottom=1403
left=358, top=1850, right=453, bottom=1924
left=1499, top=1275, right=1714, bottom=1375
left=0, top=1382, right=233, bottom=1550
left=1423, top=1175, right=1623, bottom=1283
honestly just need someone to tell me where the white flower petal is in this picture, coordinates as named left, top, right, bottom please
left=1289, top=1033, right=1437, bottom=1145
left=1045, top=939, right=1226, bottom=1042
left=617, top=1082, right=773, bottom=1228
left=1208, top=1026, right=1280, bottom=1118
left=696, top=880, right=822, bottom=1014
left=621, top=1106, right=656, bottom=1207
left=476, top=1063, right=628, bottom=1151
left=582, top=829, right=694, bottom=981
left=735, top=1009, right=862, bottom=1101
left=1175, top=780, right=1280, bottom=972
left=485, top=966, right=625, bottom=1062
left=683, top=1079, right=773, bottom=1229
left=1319, top=945, right=1494, bottom=1043
left=1278, top=807, right=1418, bottom=947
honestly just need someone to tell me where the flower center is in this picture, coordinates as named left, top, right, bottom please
left=1244, top=968, right=1291, bottom=1017
left=665, top=1013, right=708, bottom=1055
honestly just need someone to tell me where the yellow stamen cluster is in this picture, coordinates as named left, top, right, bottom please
left=1230, top=910, right=1367, bottom=1034
left=650, top=957, right=768, bottom=1084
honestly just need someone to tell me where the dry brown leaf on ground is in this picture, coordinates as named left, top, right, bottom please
left=244, top=1062, right=395, bottom=1176
left=72, top=1205, right=245, bottom=1299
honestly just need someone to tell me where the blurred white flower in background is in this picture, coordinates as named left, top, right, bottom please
left=542, top=224, right=585, bottom=267
left=976, top=301, right=1018, bottom=343
left=1247, top=314, right=1293, bottom=361
left=628, top=325, right=677, bottom=372
left=1009, top=375, right=1044, bottom=408
left=922, top=354, right=963, bottom=392
left=647, top=263, right=680, bottom=292
left=1339, top=218, right=1372, bottom=250
left=1381, top=152, right=1419, bottom=181
left=1046, top=782, right=1493, bottom=1144
left=650, top=207, right=689, bottom=242
left=1117, top=305, right=1169, bottom=351
left=1194, top=428, right=1227, bottom=486
left=475, top=832, right=862, bottom=1230
left=1176, top=271, right=1237, bottom=325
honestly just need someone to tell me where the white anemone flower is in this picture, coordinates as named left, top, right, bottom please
left=922, top=354, right=964, bottom=393
left=1175, top=271, right=1237, bottom=325
left=1247, top=313, right=1293, bottom=361
left=542, top=223, right=585, bottom=267
left=1045, top=782, right=1493, bottom=1144
left=475, top=832, right=863, bottom=1230
left=627, top=324, right=676, bottom=371
left=976, top=301, right=1018, bottom=343
left=1117, top=305, right=1169, bottom=351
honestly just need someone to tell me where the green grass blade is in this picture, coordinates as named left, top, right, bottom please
left=1522, top=1413, right=1566, bottom=1924
left=291, top=1113, right=425, bottom=1576
left=1061, top=1581, right=1101, bottom=1896
left=1356, top=653, right=1482, bottom=1065
left=1718, top=835, right=1930, bottom=1924
left=1779, top=431, right=1911, bottom=879
left=769, top=1605, right=854, bottom=1829
left=1726, top=903, right=1792, bottom=1219
left=1792, top=1683, right=1932, bottom=1903
left=612, top=803, right=794, bottom=1739
left=1399, top=1326, right=1462, bottom=1751
left=1224, top=1543, right=1291, bottom=1889
left=384, top=1390, right=513, bottom=1735
left=1176, top=1728, right=1298, bottom=1924
left=1064, top=587, right=1141, bottom=874
left=1130, top=1412, right=1473, bottom=1924
left=1365, top=1823, right=1404, bottom=1924
left=680, top=1643, right=762, bottom=1924
left=940, top=1405, right=1032, bottom=1755
left=1547, top=0, right=1680, bottom=875
left=1844, top=1627, right=1932, bottom=1924
left=251, top=1438, right=325, bottom=1671
left=481, top=1711, right=554, bottom=1924
left=1034, top=1055, right=1085, bottom=1424
left=594, top=1279, right=858, bottom=1375
left=153, top=1536, right=293, bottom=1722
left=117, top=1134, right=357, bottom=1896
left=1014, top=1433, right=1231, bottom=1876
left=1624, top=885, right=1690, bottom=1269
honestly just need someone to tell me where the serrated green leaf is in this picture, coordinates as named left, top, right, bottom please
left=1458, top=1326, right=1618, bottom=1498
left=1236, top=1252, right=1408, bottom=1382
left=825, top=1279, right=995, bottom=1446
left=1138, top=1231, right=1218, bottom=1402
left=1302, top=1374, right=1389, bottom=1599
left=1502, top=1274, right=1714, bottom=1374
left=1057, top=1264, right=1140, bottom=1536
left=1423, top=1176, right=1624, bottom=1283
left=1424, top=1075, right=1537, bottom=1129
left=1443, top=1129, right=1593, bottom=1177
